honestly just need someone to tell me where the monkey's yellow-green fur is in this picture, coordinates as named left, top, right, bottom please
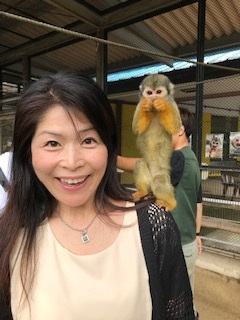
left=132, top=74, right=181, bottom=211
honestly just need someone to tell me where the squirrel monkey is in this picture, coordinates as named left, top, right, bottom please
left=132, top=74, right=182, bottom=211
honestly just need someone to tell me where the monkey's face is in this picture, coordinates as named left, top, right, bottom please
left=210, top=137, right=220, bottom=150
left=231, top=135, right=240, bottom=149
left=142, top=85, right=168, bottom=101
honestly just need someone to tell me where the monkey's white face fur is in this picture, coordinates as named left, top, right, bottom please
left=139, top=74, right=175, bottom=101
left=142, top=85, right=168, bottom=101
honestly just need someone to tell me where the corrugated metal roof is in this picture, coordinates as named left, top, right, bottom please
left=0, top=0, right=239, bottom=80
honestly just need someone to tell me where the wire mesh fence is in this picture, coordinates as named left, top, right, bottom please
left=200, top=167, right=240, bottom=256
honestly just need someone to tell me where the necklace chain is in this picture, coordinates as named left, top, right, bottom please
left=58, top=214, right=98, bottom=244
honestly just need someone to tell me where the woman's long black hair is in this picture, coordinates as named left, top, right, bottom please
left=0, top=71, right=132, bottom=310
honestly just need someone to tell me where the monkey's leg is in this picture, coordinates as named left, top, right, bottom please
left=153, top=99, right=181, bottom=135
left=151, top=171, right=177, bottom=211
left=135, top=99, right=153, bottom=134
left=132, top=159, right=151, bottom=201
left=147, top=151, right=176, bottom=211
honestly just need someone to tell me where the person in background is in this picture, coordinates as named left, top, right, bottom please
left=117, top=107, right=202, bottom=320
left=0, top=71, right=195, bottom=320
left=0, top=184, right=8, bottom=212
left=170, top=107, right=202, bottom=320
left=0, top=151, right=12, bottom=213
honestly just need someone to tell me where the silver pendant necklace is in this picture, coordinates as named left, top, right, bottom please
left=58, top=214, right=98, bottom=244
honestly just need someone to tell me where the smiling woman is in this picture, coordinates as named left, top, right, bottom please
left=0, top=71, right=195, bottom=320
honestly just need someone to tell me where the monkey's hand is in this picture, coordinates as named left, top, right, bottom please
left=140, top=98, right=154, bottom=112
left=134, top=98, right=153, bottom=134
left=153, top=99, right=181, bottom=135
left=152, top=98, right=166, bottom=111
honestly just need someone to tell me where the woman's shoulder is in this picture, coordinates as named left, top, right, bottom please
left=136, top=202, right=181, bottom=270
left=10, top=220, right=48, bottom=265
left=137, top=201, right=179, bottom=242
left=137, top=201, right=172, bottom=223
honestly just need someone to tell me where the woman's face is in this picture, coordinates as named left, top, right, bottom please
left=31, top=105, right=108, bottom=209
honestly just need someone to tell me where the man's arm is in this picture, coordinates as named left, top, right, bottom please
left=170, top=151, right=184, bottom=186
left=117, top=155, right=139, bottom=173
left=196, top=202, right=203, bottom=254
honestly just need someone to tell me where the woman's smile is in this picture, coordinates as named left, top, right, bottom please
left=57, top=175, right=89, bottom=190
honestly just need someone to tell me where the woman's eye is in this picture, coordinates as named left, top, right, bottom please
left=45, top=141, right=59, bottom=147
left=83, top=137, right=96, bottom=145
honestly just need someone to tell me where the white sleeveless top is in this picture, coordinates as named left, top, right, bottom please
left=11, top=209, right=152, bottom=320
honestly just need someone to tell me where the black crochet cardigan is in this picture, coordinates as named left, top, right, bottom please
left=0, top=202, right=194, bottom=320
left=137, top=202, right=195, bottom=320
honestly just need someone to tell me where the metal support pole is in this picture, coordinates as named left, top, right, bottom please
left=0, top=69, right=2, bottom=153
left=0, top=69, right=2, bottom=112
left=22, top=56, right=31, bottom=88
left=193, top=0, right=206, bottom=164
left=95, top=29, right=108, bottom=94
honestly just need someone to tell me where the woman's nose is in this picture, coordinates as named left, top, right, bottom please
left=60, top=145, right=85, bottom=170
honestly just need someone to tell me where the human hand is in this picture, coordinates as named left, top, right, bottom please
left=196, top=235, right=202, bottom=254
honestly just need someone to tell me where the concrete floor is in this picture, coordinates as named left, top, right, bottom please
left=194, top=251, right=240, bottom=320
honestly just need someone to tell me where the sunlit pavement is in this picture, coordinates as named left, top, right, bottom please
left=195, top=251, right=240, bottom=320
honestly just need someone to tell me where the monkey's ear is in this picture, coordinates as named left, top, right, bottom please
left=169, top=82, right=174, bottom=95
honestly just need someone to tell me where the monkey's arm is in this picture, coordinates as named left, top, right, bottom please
left=153, top=98, right=181, bottom=135
left=132, top=98, right=153, bottom=134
